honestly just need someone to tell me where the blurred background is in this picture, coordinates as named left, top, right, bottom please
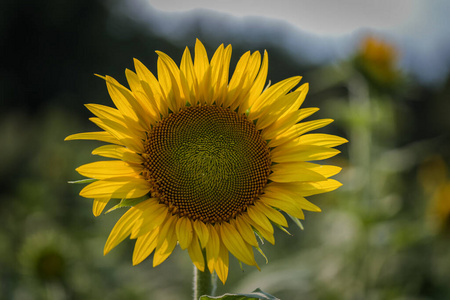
left=1, top=0, right=450, bottom=299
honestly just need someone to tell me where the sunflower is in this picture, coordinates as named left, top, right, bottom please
left=66, top=39, right=347, bottom=284
left=355, top=35, right=399, bottom=89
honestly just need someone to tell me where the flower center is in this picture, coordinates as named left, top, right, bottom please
left=143, top=105, right=271, bottom=224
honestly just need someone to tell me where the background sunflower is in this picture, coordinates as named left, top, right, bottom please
left=2, top=0, right=450, bottom=299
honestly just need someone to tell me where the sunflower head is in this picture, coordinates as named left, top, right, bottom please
left=66, top=39, right=347, bottom=284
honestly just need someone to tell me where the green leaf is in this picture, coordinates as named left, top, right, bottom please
left=288, top=214, right=304, bottom=230
left=255, top=246, right=268, bottom=264
left=105, top=195, right=148, bottom=213
left=199, top=288, right=279, bottom=300
left=68, top=178, right=98, bottom=184
left=274, top=223, right=292, bottom=236
left=254, top=230, right=265, bottom=245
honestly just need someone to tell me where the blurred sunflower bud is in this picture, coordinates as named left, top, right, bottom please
left=418, top=156, right=450, bottom=235
left=354, top=35, right=401, bottom=91
left=431, top=183, right=450, bottom=235
left=19, top=231, right=70, bottom=283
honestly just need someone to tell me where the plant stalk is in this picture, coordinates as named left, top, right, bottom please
left=193, top=256, right=216, bottom=299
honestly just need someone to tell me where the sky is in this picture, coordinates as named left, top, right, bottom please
left=149, top=0, right=416, bottom=36
left=122, top=0, right=450, bottom=85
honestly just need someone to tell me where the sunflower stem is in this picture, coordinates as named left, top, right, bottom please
left=193, top=262, right=216, bottom=299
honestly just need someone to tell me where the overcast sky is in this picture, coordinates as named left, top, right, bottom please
left=125, top=0, right=450, bottom=85
left=149, top=0, right=417, bottom=36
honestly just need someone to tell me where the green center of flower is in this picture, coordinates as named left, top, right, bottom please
left=143, top=105, right=270, bottom=224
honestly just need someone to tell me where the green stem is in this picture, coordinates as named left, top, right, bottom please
left=193, top=263, right=216, bottom=299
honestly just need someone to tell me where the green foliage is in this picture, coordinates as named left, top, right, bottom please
left=200, top=288, right=279, bottom=300
left=105, top=196, right=148, bottom=213
left=68, top=178, right=97, bottom=184
left=287, top=215, right=304, bottom=230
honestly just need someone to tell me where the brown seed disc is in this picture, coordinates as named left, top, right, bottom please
left=143, top=105, right=270, bottom=224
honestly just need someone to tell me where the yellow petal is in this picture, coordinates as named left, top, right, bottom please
left=210, top=44, right=232, bottom=106
left=279, top=82, right=310, bottom=119
left=157, top=57, right=180, bottom=113
left=193, top=40, right=212, bottom=104
left=271, top=134, right=346, bottom=156
left=180, top=46, right=197, bottom=106
left=269, top=163, right=327, bottom=182
left=104, top=205, right=144, bottom=254
left=267, top=118, right=334, bottom=148
left=76, top=161, right=143, bottom=179
left=262, top=107, right=320, bottom=140
left=199, top=65, right=212, bottom=105
left=259, top=194, right=305, bottom=220
left=91, top=145, right=143, bottom=164
left=156, top=51, right=185, bottom=112
left=247, top=205, right=274, bottom=234
left=258, top=228, right=275, bottom=245
left=282, top=179, right=343, bottom=197
left=206, top=224, right=220, bottom=273
left=133, top=58, right=168, bottom=117
left=210, top=44, right=224, bottom=90
left=297, top=197, right=321, bottom=212
left=132, top=201, right=168, bottom=238
left=254, top=201, right=288, bottom=227
left=214, top=241, right=229, bottom=284
left=133, top=228, right=159, bottom=265
left=230, top=51, right=261, bottom=111
left=302, top=163, right=342, bottom=178
left=271, top=145, right=341, bottom=163
left=188, top=232, right=205, bottom=271
left=244, top=51, right=262, bottom=86
left=297, top=133, right=349, bottom=147
left=125, top=69, right=159, bottom=125
left=125, top=68, right=144, bottom=95
left=80, top=177, right=150, bottom=199
left=193, top=220, right=210, bottom=248
left=263, top=187, right=321, bottom=212
left=219, top=222, right=257, bottom=266
left=85, top=100, right=149, bottom=140
left=265, top=182, right=298, bottom=196
left=84, top=103, right=126, bottom=126
left=92, top=197, right=109, bottom=217
left=156, top=214, right=177, bottom=248
left=88, top=116, right=139, bottom=141
left=105, top=75, right=152, bottom=128
left=274, top=161, right=342, bottom=179
left=244, top=50, right=268, bottom=111
left=89, top=117, right=144, bottom=153
left=64, top=131, right=121, bottom=145
left=176, top=217, right=193, bottom=250
left=255, top=91, right=301, bottom=130
left=232, top=217, right=258, bottom=247
left=224, top=51, right=250, bottom=108
left=249, top=76, right=301, bottom=120
left=153, top=215, right=177, bottom=267
left=241, top=214, right=275, bottom=245
left=194, top=39, right=210, bottom=84
left=153, top=236, right=177, bottom=267
left=302, top=179, right=343, bottom=196
left=104, top=76, right=144, bottom=129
